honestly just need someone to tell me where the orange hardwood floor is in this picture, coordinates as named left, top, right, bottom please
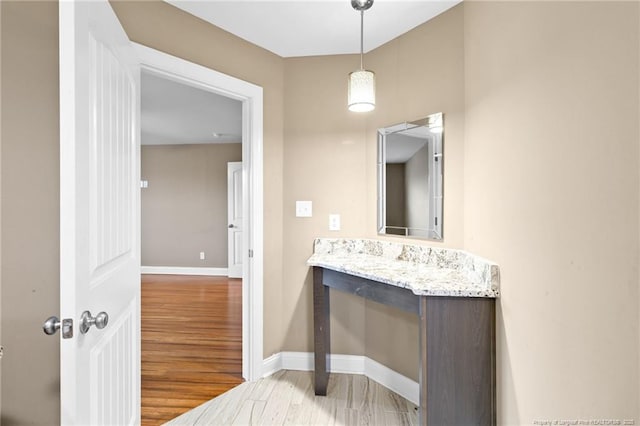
left=141, top=274, right=243, bottom=425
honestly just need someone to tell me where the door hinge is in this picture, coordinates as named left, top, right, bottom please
left=249, top=249, right=254, bottom=258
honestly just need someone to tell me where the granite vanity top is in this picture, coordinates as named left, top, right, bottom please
left=307, top=238, right=500, bottom=298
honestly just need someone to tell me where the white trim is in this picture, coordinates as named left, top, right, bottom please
left=364, top=357, right=419, bottom=406
left=134, top=43, right=264, bottom=382
left=261, top=353, right=283, bottom=378
left=279, top=351, right=314, bottom=371
left=141, top=266, right=229, bottom=276
left=263, top=352, right=419, bottom=405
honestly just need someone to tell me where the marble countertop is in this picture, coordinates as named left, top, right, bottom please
left=307, top=238, right=500, bottom=298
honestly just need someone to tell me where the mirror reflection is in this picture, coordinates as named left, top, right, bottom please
left=377, top=113, right=443, bottom=240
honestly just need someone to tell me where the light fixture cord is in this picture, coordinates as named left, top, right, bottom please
left=360, top=10, right=364, bottom=70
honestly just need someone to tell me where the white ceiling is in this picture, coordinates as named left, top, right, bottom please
left=166, top=0, right=462, bottom=58
left=141, top=71, right=242, bottom=146
left=142, top=1, right=461, bottom=146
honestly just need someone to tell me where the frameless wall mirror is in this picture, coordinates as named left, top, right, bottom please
left=377, top=112, right=443, bottom=240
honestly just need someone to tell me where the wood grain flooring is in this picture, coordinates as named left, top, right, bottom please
left=166, top=370, right=418, bottom=426
left=142, top=274, right=243, bottom=426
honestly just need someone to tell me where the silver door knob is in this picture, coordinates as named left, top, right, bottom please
left=80, top=310, right=109, bottom=334
left=43, top=316, right=60, bottom=335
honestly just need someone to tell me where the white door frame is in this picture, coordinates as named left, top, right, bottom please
left=134, top=43, right=264, bottom=381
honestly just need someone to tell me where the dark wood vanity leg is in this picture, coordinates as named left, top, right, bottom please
left=313, top=266, right=330, bottom=395
left=426, top=297, right=496, bottom=425
left=418, top=296, right=428, bottom=426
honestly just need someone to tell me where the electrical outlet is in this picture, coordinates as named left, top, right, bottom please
left=199, top=252, right=205, bottom=260
left=329, top=214, right=341, bottom=231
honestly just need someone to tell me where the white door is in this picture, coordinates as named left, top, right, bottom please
left=227, top=162, right=243, bottom=278
left=59, top=1, right=140, bottom=424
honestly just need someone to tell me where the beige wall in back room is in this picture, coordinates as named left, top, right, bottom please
left=111, top=0, right=286, bottom=357
left=464, top=1, right=640, bottom=423
left=385, top=163, right=406, bottom=227
left=141, top=143, right=242, bottom=268
left=1, top=1, right=61, bottom=424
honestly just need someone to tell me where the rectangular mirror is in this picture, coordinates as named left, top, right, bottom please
left=377, top=112, right=443, bottom=240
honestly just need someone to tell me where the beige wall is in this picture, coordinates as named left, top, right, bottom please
left=366, top=4, right=466, bottom=249
left=141, top=143, right=242, bottom=268
left=0, top=1, right=61, bottom=424
left=283, top=54, right=369, bottom=355
left=2, top=0, right=639, bottom=424
left=364, top=4, right=466, bottom=380
left=464, top=1, right=639, bottom=423
left=280, top=4, right=465, bottom=378
left=111, top=0, right=286, bottom=357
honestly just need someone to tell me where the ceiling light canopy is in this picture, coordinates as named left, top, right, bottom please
left=348, top=0, right=375, bottom=113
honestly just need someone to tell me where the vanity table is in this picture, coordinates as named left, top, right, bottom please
left=308, top=238, right=500, bottom=426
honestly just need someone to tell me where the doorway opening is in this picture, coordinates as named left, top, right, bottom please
left=135, top=44, right=264, bottom=423
left=139, top=69, right=243, bottom=423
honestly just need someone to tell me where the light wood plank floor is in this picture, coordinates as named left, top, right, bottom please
left=166, top=370, right=418, bottom=426
left=142, top=275, right=243, bottom=426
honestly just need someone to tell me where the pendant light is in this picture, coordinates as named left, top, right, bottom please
left=348, top=0, right=375, bottom=112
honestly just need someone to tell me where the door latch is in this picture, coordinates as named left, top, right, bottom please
left=43, top=316, right=74, bottom=339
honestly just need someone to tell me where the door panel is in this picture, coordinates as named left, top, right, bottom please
left=90, top=300, right=136, bottom=425
left=90, top=35, right=135, bottom=274
left=228, top=162, right=243, bottom=278
left=60, top=1, right=140, bottom=424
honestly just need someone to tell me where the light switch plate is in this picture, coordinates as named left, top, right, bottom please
left=329, top=214, right=341, bottom=231
left=296, top=201, right=313, bottom=217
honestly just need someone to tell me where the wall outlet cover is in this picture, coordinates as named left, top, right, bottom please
left=329, top=214, right=341, bottom=231
left=296, top=200, right=313, bottom=217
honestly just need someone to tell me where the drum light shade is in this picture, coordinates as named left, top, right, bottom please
left=348, top=0, right=375, bottom=112
left=348, top=70, right=375, bottom=112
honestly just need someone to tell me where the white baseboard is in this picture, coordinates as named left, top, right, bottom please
left=261, top=353, right=283, bottom=378
left=262, top=351, right=418, bottom=405
left=141, top=266, right=229, bottom=276
left=364, top=357, right=419, bottom=405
